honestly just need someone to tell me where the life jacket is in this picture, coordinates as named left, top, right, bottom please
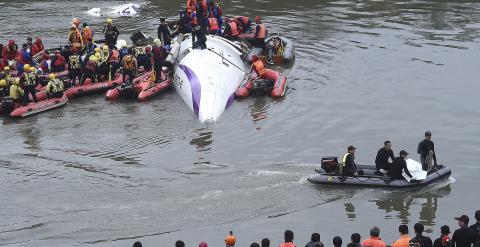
left=85, top=60, right=97, bottom=72
left=53, top=55, right=66, bottom=68
left=237, top=16, right=249, bottom=25
left=69, top=29, right=82, bottom=47
left=256, top=24, right=266, bottom=39
left=108, top=50, right=120, bottom=63
left=209, top=18, right=219, bottom=31
left=119, top=48, right=129, bottom=60
left=252, top=60, right=266, bottom=77
left=47, top=79, right=64, bottom=93
left=100, top=50, right=110, bottom=63
left=9, top=84, right=24, bottom=100
left=342, top=153, right=350, bottom=164
left=69, top=54, right=81, bottom=70
left=228, top=22, right=239, bottom=37
left=123, top=55, right=135, bottom=70
left=82, top=27, right=93, bottom=42
left=279, top=242, right=296, bottom=247
left=152, top=46, right=166, bottom=61
left=104, top=26, right=118, bottom=40
left=186, top=0, right=197, bottom=16
left=134, top=47, right=146, bottom=57
left=31, top=43, right=44, bottom=56
left=24, top=72, right=36, bottom=86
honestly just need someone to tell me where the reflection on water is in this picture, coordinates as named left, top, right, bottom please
left=372, top=184, right=452, bottom=227
left=345, top=203, right=356, bottom=220
left=19, top=119, right=41, bottom=152
left=250, top=97, right=270, bottom=122
left=190, top=128, right=213, bottom=166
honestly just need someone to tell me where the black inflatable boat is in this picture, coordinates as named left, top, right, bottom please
left=308, top=164, right=451, bottom=188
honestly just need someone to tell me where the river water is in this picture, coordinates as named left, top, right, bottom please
left=1, top=0, right=480, bottom=246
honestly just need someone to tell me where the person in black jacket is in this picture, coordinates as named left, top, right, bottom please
left=452, top=215, right=477, bottom=247
left=410, top=223, right=433, bottom=247
left=417, top=131, right=437, bottom=171
left=157, top=18, right=171, bottom=46
left=375, top=140, right=395, bottom=174
left=388, top=150, right=413, bottom=180
left=433, top=225, right=451, bottom=247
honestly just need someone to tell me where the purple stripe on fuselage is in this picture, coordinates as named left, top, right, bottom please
left=226, top=93, right=235, bottom=109
left=178, top=64, right=201, bottom=117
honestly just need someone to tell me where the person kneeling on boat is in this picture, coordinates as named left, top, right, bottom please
left=122, top=53, right=138, bottom=85
left=46, top=74, right=64, bottom=99
left=342, top=145, right=364, bottom=177
left=388, top=150, right=413, bottom=180
left=375, top=140, right=395, bottom=176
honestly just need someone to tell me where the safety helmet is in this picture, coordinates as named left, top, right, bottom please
left=95, top=47, right=101, bottom=52
left=24, top=64, right=31, bottom=71
left=153, top=39, right=161, bottom=46
left=4, top=66, right=10, bottom=71
left=89, top=55, right=97, bottom=62
left=106, top=18, right=113, bottom=25
left=103, top=45, right=109, bottom=50
left=13, top=78, right=20, bottom=85
left=95, top=52, right=101, bottom=58
left=0, top=79, right=6, bottom=87
left=49, top=73, right=56, bottom=80
left=29, top=66, right=36, bottom=72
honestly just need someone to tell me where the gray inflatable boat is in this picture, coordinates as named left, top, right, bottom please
left=308, top=164, right=451, bottom=188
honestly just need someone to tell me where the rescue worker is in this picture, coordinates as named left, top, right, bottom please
left=266, top=37, right=282, bottom=65
left=31, top=37, right=45, bottom=56
left=45, top=73, right=64, bottom=98
left=2, top=40, right=18, bottom=69
left=252, top=16, right=267, bottom=49
left=417, top=131, right=437, bottom=172
left=237, top=16, right=251, bottom=33
left=388, top=150, right=413, bottom=180
left=134, top=46, right=148, bottom=71
left=250, top=55, right=267, bottom=79
left=9, top=78, right=24, bottom=103
left=197, top=0, right=209, bottom=29
left=119, top=43, right=129, bottom=62
left=82, top=38, right=97, bottom=57
left=192, top=25, right=207, bottom=50
left=0, top=79, right=8, bottom=98
left=68, top=24, right=83, bottom=49
left=186, top=0, right=197, bottom=17
left=103, top=19, right=120, bottom=49
left=26, top=37, right=33, bottom=50
left=82, top=23, right=94, bottom=44
left=17, top=43, right=34, bottom=75
left=98, top=45, right=111, bottom=81
left=225, top=231, right=236, bottom=247
left=208, top=0, right=223, bottom=35
left=157, top=18, right=172, bottom=47
left=172, top=11, right=192, bottom=37
left=342, top=145, right=364, bottom=177
left=81, top=54, right=98, bottom=85
left=144, top=46, right=153, bottom=72
left=223, top=18, right=239, bottom=40
left=152, top=39, right=168, bottom=83
left=21, top=65, right=38, bottom=104
left=375, top=140, right=395, bottom=175
left=0, top=66, right=12, bottom=82
left=108, top=47, right=121, bottom=81
left=68, top=48, right=83, bottom=87
left=208, top=16, right=220, bottom=35
left=51, top=50, right=66, bottom=72
left=121, top=52, right=138, bottom=84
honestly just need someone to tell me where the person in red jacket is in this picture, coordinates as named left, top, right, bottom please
left=31, top=37, right=45, bottom=56
left=2, top=40, right=18, bottom=69
left=51, top=50, right=66, bottom=72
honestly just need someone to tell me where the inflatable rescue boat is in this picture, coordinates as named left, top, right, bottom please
left=9, top=94, right=68, bottom=118
left=246, top=36, right=295, bottom=64
left=236, top=69, right=287, bottom=98
left=106, top=71, right=172, bottom=101
left=65, top=74, right=123, bottom=99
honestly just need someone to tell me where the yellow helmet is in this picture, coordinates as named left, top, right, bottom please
left=95, top=47, right=101, bottom=52
left=4, top=66, right=10, bottom=71
left=24, top=64, right=31, bottom=71
left=103, top=45, right=109, bottom=50
left=95, top=52, right=101, bottom=58
left=49, top=73, right=56, bottom=80
left=29, top=66, right=36, bottom=72
left=89, top=55, right=98, bottom=62
left=13, top=78, right=20, bottom=85
left=106, top=18, right=113, bottom=25
left=0, top=79, right=6, bottom=87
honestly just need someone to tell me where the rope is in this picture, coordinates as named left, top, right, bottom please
left=206, top=47, right=248, bottom=73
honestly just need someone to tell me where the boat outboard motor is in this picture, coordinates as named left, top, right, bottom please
left=252, top=79, right=274, bottom=96
left=1, top=96, right=14, bottom=114
left=321, top=156, right=339, bottom=173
